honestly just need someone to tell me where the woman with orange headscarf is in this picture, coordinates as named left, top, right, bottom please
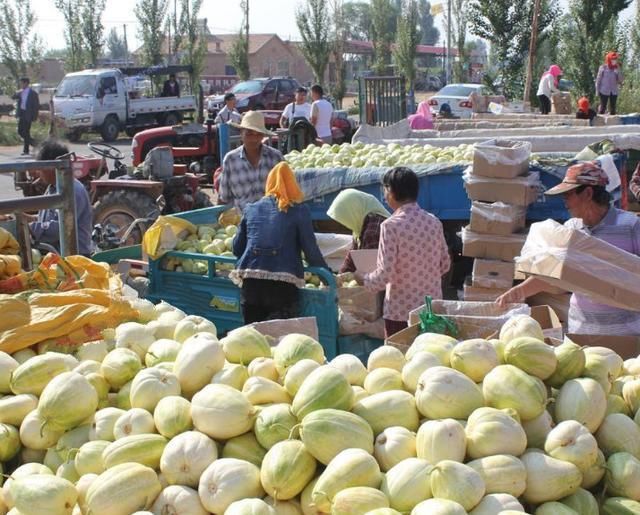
left=596, top=51, right=623, bottom=115
left=231, top=162, right=328, bottom=323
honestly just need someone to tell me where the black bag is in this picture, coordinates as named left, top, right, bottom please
left=285, top=118, right=317, bottom=153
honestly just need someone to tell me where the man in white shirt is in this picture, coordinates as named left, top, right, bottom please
left=310, top=84, right=334, bottom=144
left=215, top=93, right=242, bottom=124
left=280, top=87, right=312, bottom=128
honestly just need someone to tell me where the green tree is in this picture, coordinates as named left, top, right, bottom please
left=135, top=0, right=169, bottom=66
left=371, top=0, right=396, bottom=75
left=469, top=0, right=557, bottom=98
left=106, top=28, right=127, bottom=60
left=417, top=0, right=439, bottom=45
left=447, top=0, right=469, bottom=82
left=342, top=1, right=372, bottom=41
left=0, top=0, right=43, bottom=82
left=330, top=0, right=348, bottom=107
left=55, top=0, right=85, bottom=71
left=296, top=0, right=331, bottom=83
left=179, top=0, right=207, bottom=85
left=558, top=0, right=631, bottom=100
left=394, top=0, right=421, bottom=91
left=80, top=0, right=106, bottom=66
left=228, top=0, right=249, bottom=79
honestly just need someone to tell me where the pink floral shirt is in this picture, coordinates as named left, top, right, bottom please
left=364, top=202, right=450, bottom=322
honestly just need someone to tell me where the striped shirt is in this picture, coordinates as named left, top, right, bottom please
left=565, top=208, right=640, bottom=335
left=219, top=144, right=283, bottom=211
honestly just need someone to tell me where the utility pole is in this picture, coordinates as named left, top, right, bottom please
left=123, top=24, right=129, bottom=66
left=523, top=0, right=542, bottom=105
left=446, top=0, right=452, bottom=84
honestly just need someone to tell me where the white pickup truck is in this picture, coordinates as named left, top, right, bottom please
left=53, top=68, right=197, bottom=142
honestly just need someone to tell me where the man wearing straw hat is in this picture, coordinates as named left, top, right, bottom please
left=218, top=111, right=283, bottom=210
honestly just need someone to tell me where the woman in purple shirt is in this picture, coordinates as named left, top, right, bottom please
left=596, top=51, right=624, bottom=115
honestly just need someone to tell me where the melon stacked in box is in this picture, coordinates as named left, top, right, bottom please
left=462, top=139, right=539, bottom=301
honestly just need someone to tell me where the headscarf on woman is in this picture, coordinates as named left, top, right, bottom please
left=542, top=64, right=563, bottom=87
left=264, top=162, right=304, bottom=212
left=327, top=189, right=390, bottom=239
left=606, top=51, right=619, bottom=69
left=408, top=101, right=434, bottom=130
left=578, top=96, right=590, bottom=114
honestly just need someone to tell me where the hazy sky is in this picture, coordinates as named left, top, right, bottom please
left=32, top=0, right=636, bottom=51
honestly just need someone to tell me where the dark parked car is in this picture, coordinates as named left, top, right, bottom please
left=206, top=77, right=301, bottom=119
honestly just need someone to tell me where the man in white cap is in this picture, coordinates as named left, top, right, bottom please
left=218, top=111, right=284, bottom=210
left=497, top=161, right=640, bottom=335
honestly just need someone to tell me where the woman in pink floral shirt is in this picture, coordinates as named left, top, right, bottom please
left=356, top=167, right=451, bottom=337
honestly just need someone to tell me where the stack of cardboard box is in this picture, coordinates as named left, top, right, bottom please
left=462, top=139, right=538, bottom=301
left=551, top=92, right=572, bottom=115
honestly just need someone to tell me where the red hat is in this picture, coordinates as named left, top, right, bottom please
left=545, top=161, right=609, bottom=195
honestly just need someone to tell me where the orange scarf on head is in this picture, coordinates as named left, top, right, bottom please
left=264, top=162, right=305, bottom=212
left=578, top=96, right=590, bottom=114
left=606, top=52, right=619, bottom=69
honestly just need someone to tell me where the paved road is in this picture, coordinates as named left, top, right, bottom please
left=0, top=138, right=133, bottom=201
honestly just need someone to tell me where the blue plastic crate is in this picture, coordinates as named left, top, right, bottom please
left=147, top=249, right=340, bottom=358
left=621, top=115, right=640, bottom=125
left=337, top=334, right=384, bottom=363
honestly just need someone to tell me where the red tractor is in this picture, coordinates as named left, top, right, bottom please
left=14, top=141, right=212, bottom=249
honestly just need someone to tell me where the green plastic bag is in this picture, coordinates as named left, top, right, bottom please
left=418, top=296, right=459, bottom=338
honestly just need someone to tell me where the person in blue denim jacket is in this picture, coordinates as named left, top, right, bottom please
left=231, top=162, right=329, bottom=323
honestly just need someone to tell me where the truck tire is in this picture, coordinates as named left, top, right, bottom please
left=101, top=116, right=120, bottom=142
left=163, top=112, right=181, bottom=126
left=93, top=190, right=158, bottom=246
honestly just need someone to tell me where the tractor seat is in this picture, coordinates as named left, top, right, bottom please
left=173, top=164, right=187, bottom=176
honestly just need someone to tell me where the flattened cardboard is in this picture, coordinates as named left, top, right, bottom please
left=250, top=317, right=319, bottom=345
left=516, top=220, right=640, bottom=312
left=462, top=227, right=527, bottom=262
left=566, top=334, right=640, bottom=360
left=350, top=249, right=378, bottom=274
left=470, top=201, right=527, bottom=236
left=464, top=171, right=540, bottom=206
left=472, top=259, right=516, bottom=289
left=473, top=139, right=531, bottom=179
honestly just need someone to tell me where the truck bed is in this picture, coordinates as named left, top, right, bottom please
left=129, top=95, right=197, bottom=116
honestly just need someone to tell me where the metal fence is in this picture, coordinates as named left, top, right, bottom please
left=0, top=157, right=77, bottom=269
left=358, top=76, right=407, bottom=127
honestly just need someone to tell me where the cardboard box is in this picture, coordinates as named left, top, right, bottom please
left=552, top=92, right=572, bottom=115
left=516, top=220, right=640, bottom=312
left=472, top=259, right=516, bottom=289
left=528, top=291, right=571, bottom=324
left=349, top=249, right=378, bottom=274
left=462, top=227, right=527, bottom=262
left=565, top=334, right=640, bottom=360
left=470, top=92, right=507, bottom=113
left=338, top=286, right=383, bottom=323
left=406, top=299, right=530, bottom=340
left=473, top=140, right=531, bottom=179
left=470, top=201, right=526, bottom=236
left=464, top=283, right=510, bottom=302
left=388, top=304, right=560, bottom=352
left=463, top=168, right=540, bottom=206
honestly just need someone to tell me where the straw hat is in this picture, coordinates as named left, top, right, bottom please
left=230, top=110, right=274, bottom=136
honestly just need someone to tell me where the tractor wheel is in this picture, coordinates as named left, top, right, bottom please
left=163, top=112, right=181, bottom=126
left=193, top=190, right=213, bottom=209
left=100, top=116, right=120, bottom=142
left=93, top=190, right=158, bottom=246
left=125, top=127, right=139, bottom=138
left=66, top=130, right=81, bottom=143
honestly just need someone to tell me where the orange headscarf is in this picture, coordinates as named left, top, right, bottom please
left=265, top=162, right=305, bottom=212
left=606, top=52, right=619, bottom=69
left=577, top=96, right=590, bottom=114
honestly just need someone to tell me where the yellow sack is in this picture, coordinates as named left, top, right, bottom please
left=0, top=255, right=23, bottom=279
left=218, top=207, right=241, bottom=227
left=0, top=227, right=19, bottom=255
left=0, top=289, right=139, bottom=354
left=0, top=253, right=121, bottom=294
left=142, top=215, right=196, bottom=260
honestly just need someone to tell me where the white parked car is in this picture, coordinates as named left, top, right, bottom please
left=428, top=83, right=490, bottom=119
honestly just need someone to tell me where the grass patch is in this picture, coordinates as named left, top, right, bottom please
left=0, top=119, right=53, bottom=147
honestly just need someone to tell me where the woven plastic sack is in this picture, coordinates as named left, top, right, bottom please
left=142, top=215, right=196, bottom=260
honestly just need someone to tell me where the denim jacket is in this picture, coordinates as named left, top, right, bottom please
left=232, top=196, right=328, bottom=286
